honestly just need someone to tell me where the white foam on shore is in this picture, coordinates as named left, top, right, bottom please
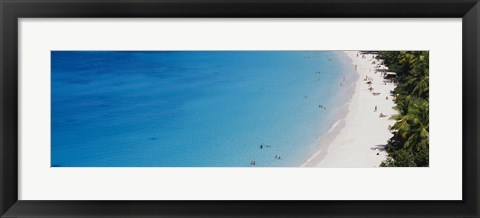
left=302, top=51, right=396, bottom=167
left=300, top=118, right=345, bottom=167
left=327, top=119, right=342, bottom=134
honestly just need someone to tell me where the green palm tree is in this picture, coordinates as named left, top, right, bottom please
left=412, top=75, right=429, bottom=99
left=390, top=98, right=429, bottom=152
left=405, top=73, right=429, bottom=99
left=398, top=51, right=418, bottom=74
left=378, top=51, right=429, bottom=167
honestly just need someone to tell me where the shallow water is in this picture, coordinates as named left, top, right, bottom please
left=51, top=51, right=356, bottom=167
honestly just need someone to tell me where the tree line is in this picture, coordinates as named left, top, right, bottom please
left=377, top=51, right=429, bottom=167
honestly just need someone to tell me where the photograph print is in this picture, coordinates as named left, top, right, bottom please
left=51, top=51, right=429, bottom=167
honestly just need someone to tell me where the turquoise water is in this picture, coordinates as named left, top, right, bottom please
left=51, top=51, right=356, bottom=167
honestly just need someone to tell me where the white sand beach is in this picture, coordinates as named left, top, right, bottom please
left=303, top=51, right=397, bottom=167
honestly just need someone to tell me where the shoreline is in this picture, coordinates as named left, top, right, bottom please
left=302, top=51, right=396, bottom=167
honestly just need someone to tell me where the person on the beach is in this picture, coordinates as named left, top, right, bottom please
left=386, top=96, right=389, bottom=100
left=374, top=105, right=377, bottom=112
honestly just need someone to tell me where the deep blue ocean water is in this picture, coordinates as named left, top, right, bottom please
left=51, top=51, right=356, bottom=167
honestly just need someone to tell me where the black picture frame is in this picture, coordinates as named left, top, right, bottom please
left=1, top=0, right=479, bottom=217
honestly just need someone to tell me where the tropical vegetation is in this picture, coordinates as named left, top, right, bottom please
left=377, top=51, right=429, bottom=167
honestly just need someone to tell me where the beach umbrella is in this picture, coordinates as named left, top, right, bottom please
left=376, top=65, right=389, bottom=72
left=384, top=72, right=397, bottom=80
